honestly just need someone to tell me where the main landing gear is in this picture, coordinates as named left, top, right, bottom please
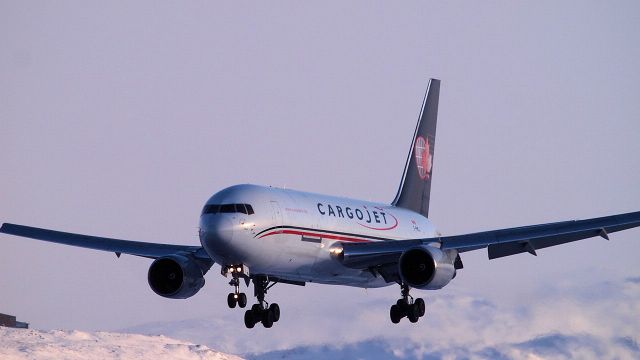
left=243, top=276, right=281, bottom=329
left=390, top=283, right=426, bottom=324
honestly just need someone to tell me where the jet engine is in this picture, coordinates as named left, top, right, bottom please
left=398, top=246, right=456, bottom=290
left=148, top=254, right=205, bottom=299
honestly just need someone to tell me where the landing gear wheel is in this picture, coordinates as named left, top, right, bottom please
left=390, top=304, right=402, bottom=324
left=269, top=303, right=280, bottom=322
left=414, top=298, right=425, bottom=317
left=244, top=310, right=256, bottom=328
left=389, top=283, right=426, bottom=324
left=408, top=306, right=420, bottom=323
left=238, top=293, right=247, bottom=308
left=261, top=308, right=274, bottom=328
left=227, top=293, right=237, bottom=308
left=242, top=276, right=281, bottom=329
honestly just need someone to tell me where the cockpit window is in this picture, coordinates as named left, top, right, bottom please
left=202, top=203, right=255, bottom=216
left=202, top=204, right=219, bottom=214
left=219, top=204, right=235, bottom=213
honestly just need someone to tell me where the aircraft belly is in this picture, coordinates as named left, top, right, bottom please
left=262, top=268, right=390, bottom=288
left=247, top=233, right=390, bottom=288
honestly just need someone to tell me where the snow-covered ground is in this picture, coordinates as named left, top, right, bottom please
left=0, top=327, right=244, bottom=360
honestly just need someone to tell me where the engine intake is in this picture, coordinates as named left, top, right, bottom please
left=398, top=246, right=456, bottom=290
left=148, top=254, right=205, bottom=299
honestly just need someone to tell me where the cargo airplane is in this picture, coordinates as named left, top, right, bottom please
left=2, top=79, right=639, bottom=328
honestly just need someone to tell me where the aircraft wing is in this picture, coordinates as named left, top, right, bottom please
left=338, top=210, right=640, bottom=273
left=439, top=210, right=640, bottom=258
left=0, top=223, right=212, bottom=261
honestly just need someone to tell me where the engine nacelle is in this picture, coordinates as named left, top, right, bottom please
left=398, top=246, right=456, bottom=290
left=148, top=254, right=205, bottom=299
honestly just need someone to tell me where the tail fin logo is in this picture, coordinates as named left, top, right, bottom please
left=415, top=136, right=433, bottom=180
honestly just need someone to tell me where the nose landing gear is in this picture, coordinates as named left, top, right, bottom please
left=390, top=284, right=426, bottom=324
left=227, top=278, right=248, bottom=308
left=224, top=265, right=248, bottom=309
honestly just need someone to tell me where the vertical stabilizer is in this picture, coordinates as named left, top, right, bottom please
left=391, top=79, right=440, bottom=217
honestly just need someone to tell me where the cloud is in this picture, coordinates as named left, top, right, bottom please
left=240, top=334, right=638, bottom=360
left=625, top=276, right=640, bottom=284
left=243, top=333, right=638, bottom=360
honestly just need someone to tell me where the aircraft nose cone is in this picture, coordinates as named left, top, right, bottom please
left=199, top=215, right=235, bottom=262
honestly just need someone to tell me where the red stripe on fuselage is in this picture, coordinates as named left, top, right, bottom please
left=258, top=229, right=374, bottom=243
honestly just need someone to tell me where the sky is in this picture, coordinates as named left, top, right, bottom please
left=1, top=1, right=639, bottom=358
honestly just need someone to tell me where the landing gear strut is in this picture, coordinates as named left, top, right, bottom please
left=390, top=283, right=425, bottom=324
left=243, top=276, right=281, bottom=329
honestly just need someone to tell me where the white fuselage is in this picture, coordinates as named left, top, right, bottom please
left=199, top=184, right=437, bottom=288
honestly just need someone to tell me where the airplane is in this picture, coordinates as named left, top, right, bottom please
left=2, top=78, right=639, bottom=329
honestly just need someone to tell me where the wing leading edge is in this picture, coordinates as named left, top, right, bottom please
left=337, top=210, right=640, bottom=271
left=0, top=223, right=211, bottom=262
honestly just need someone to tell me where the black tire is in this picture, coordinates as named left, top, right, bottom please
left=390, top=304, right=402, bottom=324
left=227, top=293, right=237, bottom=309
left=251, top=304, right=262, bottom=312
left=238, top=293, right=247, bottom=308
left=408, top=303, right=420, bottom=323
left=244, top=310, right=255, bottom=329
left=415, top=298, right=426, bottom=317
left=262, top=309, right=274, bottom=328
left=269, top=303, right=280, bottom=322
left=395, top=299, right=408, bottom=317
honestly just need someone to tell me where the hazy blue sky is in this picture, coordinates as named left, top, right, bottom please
left=1, top=1, right=639, bottom=358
